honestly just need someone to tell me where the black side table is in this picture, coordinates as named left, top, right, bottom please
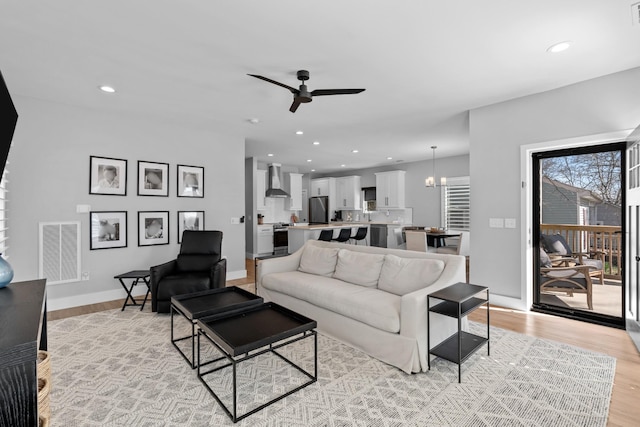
left=114, top=270, right=151, bottom=311
left=427, top=282, right=489, bottom=383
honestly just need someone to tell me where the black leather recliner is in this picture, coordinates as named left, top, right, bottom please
left=150, top=230, right=227, bottom=313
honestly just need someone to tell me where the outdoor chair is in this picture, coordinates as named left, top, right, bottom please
left=541, top=233, right=605, bottom=284
left=539, top=248, right=594, bottom=310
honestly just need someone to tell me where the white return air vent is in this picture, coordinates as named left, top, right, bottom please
left=39, top=222, right=81, bottom=285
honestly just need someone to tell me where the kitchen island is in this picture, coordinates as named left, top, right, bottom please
left=288, top=223, right=371, bottom=253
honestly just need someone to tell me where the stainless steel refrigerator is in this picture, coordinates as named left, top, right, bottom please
left=309, top=196, right=329, bottom=224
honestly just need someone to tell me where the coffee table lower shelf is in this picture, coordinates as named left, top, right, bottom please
left=430, top=331, right=488, bottom=364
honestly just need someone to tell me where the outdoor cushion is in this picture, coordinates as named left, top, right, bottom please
left=262, top=271, right=401, bottom=333
left=298, top=245, right=339, bottom=277
left=539, top=248, right=552, bottom=268
left=378, top=254, right=445, bottom=296
left=333, top=249, right=385, bottom=288
left=542, top=234, right=572, bottom=256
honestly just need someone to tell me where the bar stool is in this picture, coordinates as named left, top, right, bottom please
left=333, top=228, right=352, bottom=243
left=350, top=227, right=368, bottom=245
left=318, top=229, right=333, bottom=241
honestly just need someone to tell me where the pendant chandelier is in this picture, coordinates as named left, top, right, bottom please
left=425, top=145, right=447, bottom=187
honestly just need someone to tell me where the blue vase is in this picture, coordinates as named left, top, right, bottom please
left=0, top=253, right=14, bottom=289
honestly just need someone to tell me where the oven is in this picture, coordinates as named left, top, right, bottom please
left=273, top=224, right=289, bottom=255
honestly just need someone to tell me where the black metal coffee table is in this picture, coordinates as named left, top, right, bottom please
left=171, top=287, right=263, bottom=368
left=197, top=302, right=317, bottom=423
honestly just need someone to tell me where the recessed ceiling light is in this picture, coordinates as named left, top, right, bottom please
left=352, top=149, right=359, bottom=153
left=296, top=130, right=304, bottom=135
left=248, top=118, right=260, bottom=124
left=341, top=164, right=346, bottom=167
left=311, top=169, right=316, bottom=172
left=99, top=85, right=116, bottom=93
left=267, top=153, right=274, bottom=157
left=547, top=41, right=572, bottom=53
left=307, top=159, right=312, bottom=162
left=313, top=141, right=320, bottom=145
left=387, top=157, right=393, bottom=160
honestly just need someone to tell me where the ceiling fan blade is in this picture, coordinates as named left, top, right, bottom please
left=289, top=98, right=302, bottom=113
left=311, top=88, right=366, bottom=96
left=248, top=74, right=299, bottom=94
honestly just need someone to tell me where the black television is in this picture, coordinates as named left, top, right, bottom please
left=0, top=70, right=18, bottom=184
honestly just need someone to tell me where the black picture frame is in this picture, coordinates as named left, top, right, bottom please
left=138, top=160, right=169, bottom=197
left=89, top=156, right=127, bottom=196
left=177, top=164, right=204, bottom=198
left=138, top=211, right=170, bottom=246
left=177, top=211, right=205, bottom=243
left=90, top=211, right=128, bottom=250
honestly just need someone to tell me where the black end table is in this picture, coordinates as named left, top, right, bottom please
left=427, top=282, right=489, bottom=383
left=170, top=287, right=263, bottom=368
left=114, top=270, right=151, bottom=311
left=197, top=302, right=317, bottom=423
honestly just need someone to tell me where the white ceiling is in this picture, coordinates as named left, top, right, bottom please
left=1, top=1, right=640, bottom=174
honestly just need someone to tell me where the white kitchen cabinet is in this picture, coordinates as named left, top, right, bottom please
left=335, top=176, right=361, bottom=210
left=376, top=171, right=406, bottom=209
left=256, top=225, right=273, bottom=254
left=310, top=178, right=330, bottom=197
left=256, top=169, right=267, bottom=211
left=288, top=173, right=303, bottom=211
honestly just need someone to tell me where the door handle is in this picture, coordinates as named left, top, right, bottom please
left=636, top=256, right=640, bottom=262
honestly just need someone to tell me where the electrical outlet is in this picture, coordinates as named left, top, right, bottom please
left=81, top=271, right=90, bottom=281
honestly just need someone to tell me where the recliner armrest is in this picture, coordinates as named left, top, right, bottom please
left=210, top=258, right=227, bottom=288
left=150, top=259, right=177, bottom=312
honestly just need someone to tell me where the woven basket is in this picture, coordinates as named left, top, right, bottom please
left=37, top=377, right=51, bottom=420
left=39, top=415, right=50, bottom=427
left=37, top=351, right=51, bottom=383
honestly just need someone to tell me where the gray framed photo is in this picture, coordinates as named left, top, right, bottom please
left=177, top=164, right=204, bottom=198
left=89, top=156, right=127, bottom=196
left=177, top=211, right=205, bottom=243
left=90, top=211, right=127, bottom=250
left=138, top=160, right=169, bottom=197
left=138, top=211, right=169, bottom=246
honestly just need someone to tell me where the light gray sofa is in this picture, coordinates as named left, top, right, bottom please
left=257, top=240, right=467, bottom=374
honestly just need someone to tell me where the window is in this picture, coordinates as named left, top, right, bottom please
left=441, top=176, right=470, bottom=231
left=0, top=170, right=8, bottom=255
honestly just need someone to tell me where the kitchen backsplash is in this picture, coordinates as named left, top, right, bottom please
left=260, top=197, right=296, bottom=224
left=340, top=208, right=413, bottom=224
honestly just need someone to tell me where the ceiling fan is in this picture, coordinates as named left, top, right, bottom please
left=248, top=70, right=365, bottom=113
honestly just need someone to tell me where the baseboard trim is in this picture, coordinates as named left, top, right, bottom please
left=47, top=269, right=247, bottom=311
left=490, top=294, right=528, bottom=312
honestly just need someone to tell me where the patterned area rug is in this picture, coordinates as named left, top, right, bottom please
left=48, top=309, right=615, bottom=426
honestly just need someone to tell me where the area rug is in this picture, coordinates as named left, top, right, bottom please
left=48, top=309, right=615, bottom=427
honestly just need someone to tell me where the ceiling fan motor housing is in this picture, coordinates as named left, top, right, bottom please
left=297, top=84, right=312, bottom=102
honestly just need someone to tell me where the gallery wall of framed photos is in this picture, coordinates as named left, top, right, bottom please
left=89, top=156, right=206, bottom=249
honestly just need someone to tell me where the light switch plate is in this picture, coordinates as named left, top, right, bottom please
left=489, top=218, right=504, bottom=228
left=505, top=218, right=517, bottom=229
left=76, top=204, right=91, bottom=213
left=230, top=217, right=240, bottom=224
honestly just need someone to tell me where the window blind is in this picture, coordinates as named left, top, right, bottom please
left=441, top=176, right=470, bottom=231
left=0, top=170, right=8, bottom=255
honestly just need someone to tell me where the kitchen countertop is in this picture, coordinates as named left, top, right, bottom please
left=288, top=222, right=411, bottom=230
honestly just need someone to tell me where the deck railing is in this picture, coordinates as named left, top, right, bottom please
left=540, top=223, right=622, bottom=279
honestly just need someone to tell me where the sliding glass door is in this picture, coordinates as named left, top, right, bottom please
left=532, top=143, right=625, bottom=328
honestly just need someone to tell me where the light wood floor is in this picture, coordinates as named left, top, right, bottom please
left=48, top=259, right=639, bottom=427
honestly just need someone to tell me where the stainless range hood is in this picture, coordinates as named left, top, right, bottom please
left=266, top=163, right=289, bottom=198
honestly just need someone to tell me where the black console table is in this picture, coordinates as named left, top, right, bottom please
left=0, top=279, right=47, bottom=427
left=427, top=282, right=489, bottom=383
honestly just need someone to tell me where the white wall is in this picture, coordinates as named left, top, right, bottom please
left=314, top=155, right=470, bottom=226
left=469, top=66, right=640, bottom=306
left=9, top=96, right=246, bottom=310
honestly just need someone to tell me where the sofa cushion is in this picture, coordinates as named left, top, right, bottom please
left=298, top=245, right=339, bottom=277
left=262, top=271, right=401, bottom=333
left=377, top=254, right=445, bottom=296
left=332, top=249, right=385, bottom=288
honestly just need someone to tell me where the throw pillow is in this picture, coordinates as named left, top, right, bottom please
left=543, top=234, right=572, bottom=256
left=298, top=245, right=340, bottom=277
left=539, top=248, right=552, bottom=268
left=332, top=249, right=385, bottom=287
left=378, top=254, right=445, bottom=296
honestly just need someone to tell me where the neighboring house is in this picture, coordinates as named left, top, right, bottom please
left=542, top=177, right=622, bottom=226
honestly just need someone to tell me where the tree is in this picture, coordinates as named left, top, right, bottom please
left=541, top=151, right=621, bottom=206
